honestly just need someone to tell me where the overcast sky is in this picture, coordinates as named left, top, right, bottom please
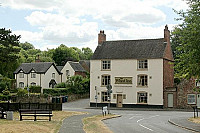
left=0, top=0, right=188, bottom=51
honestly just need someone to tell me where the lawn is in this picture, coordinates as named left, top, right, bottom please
left=0, top=111, right=85, bottom=133
left=83, top=114, right=120, bottom=133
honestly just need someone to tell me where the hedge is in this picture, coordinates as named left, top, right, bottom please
left=43, top=88, right=69, bottom=96
left=25, top=86, right=41, bottom=93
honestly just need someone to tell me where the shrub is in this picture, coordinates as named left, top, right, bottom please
left=55, top=82, right=67, bottom=88
left=43, top=88, right=69, bottom=96
left=0, top=94, right=11, bottom=101
left=17, top=88, right=28, bottom=96
left=28, top=85, right=41, bottom=93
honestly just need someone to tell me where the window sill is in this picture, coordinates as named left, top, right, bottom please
left=101, top=69, right=111, bottom=71
left=137, top=68, right=148, bottom=71
left=137, top=86, right=148, bottom=88
left=137, top=103, right=148, bottom=104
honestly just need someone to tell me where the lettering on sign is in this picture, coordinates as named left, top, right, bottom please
left=115, top=77, right=132, bottom=84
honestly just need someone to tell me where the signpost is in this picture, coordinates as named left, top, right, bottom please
left=95, top=86, right=97, bottom=107
left=106, top=84, right=112, bottom=114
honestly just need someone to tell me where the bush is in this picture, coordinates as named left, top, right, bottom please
left=17, top=88, right=28, bottom=96
left=43, top=88, right=69, bottom=96
left=28, top=85, right=41, bottom=93
left=0, top=94, right=11, bottom=101
left=55, top=82, right=67, bottom=88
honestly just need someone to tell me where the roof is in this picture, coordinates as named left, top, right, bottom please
left=79, top=60, right=90, bottom=69
left=91, top=38, right=167, bottom=60
left=14, top=62, right=61, bottom=74
left=68, top=61, right=86, bottom=72
left=56, top=66, right=64, bottom=72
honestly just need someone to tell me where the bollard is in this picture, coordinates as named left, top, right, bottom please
left=196, top=106, right=198, bottom=117
left=192, top=106, right=196, bottom=118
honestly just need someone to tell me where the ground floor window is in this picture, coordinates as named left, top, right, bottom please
left=19, top=82, right=24, bottom=88
left=102, top=91, right=110, bottom=102
left=187, top=94, right=196, bottom=104
left=137, top=92, right=147, bottom=103
left=31, top=82, right=36, bottom=86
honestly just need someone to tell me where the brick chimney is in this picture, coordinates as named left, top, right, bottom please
left=35, top=55, right=40, bottom=62
left=164, top=25, right=170, bottom=43
left=98, top=30, right=106, bottom=46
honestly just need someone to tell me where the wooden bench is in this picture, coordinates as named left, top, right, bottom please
left=0, top=107, right=7, bottom=119
left=19, top=109, right=53, bottom=121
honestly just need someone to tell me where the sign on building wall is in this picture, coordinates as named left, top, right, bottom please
left=115, top=77, right=132, bottom=84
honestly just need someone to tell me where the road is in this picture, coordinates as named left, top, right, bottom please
left=62, top=98, right=193, bottom=133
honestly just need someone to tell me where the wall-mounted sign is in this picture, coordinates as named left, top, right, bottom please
left=115, top=77, right=132, bottom=84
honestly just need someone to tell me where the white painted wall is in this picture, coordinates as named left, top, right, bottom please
left=61, top=62, right=75, bottom=82
left=90, top=59, right=163, bottom=105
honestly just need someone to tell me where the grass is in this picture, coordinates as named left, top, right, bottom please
left=0, top=111, right=85, bottom=133
left=83, top=114, right=120, bottom=133
left=188, top=117, right=200, bottom=124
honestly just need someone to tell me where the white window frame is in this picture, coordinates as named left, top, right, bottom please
left=138, top=59, right=148, bottom=69
left=52, top=73, right=55, bottom=78
left=101, top=91, right=110, bottom=102
left=187, top=94, right=196, bottom=104
left=66, top=70, right=70, bottom=76
left=137, top=75, right=148, bottom=86
left=19, top=82, right=24, bottom=88
left=138, top=92, right=148, bottom=103
left=102, top=60, right=111, bottom=70
left=19, top=73, right=24, bottom=78
left=31, top=73, right=36, bottom=78
left=101, top=75, right=111, bottom=86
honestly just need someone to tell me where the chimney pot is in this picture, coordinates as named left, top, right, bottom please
left=98, top=30, right=106, bottom=46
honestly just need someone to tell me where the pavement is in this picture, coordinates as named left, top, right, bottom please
left=58, top=98, right=200, bottom=133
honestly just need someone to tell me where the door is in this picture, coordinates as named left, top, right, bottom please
left=197, top=94, right=200, bottom=108
left=117, top=94, right=123, bottom=107
left=168, top=93, right=173, bottom=108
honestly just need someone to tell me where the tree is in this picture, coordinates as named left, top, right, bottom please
left=81, top=47, right=93, bottom=60
left=171, top=0, right=200, bottom=79
left=0, top=28, right=21, bottom=78
left=20, top=42, right=35, bottom=50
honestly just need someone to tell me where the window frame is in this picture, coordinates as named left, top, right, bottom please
left=137, top=75, right=148, bottom=87
left=138, top=59, right=148, bottom=69
left=137, top=92, right=148, bottom=104
left=30, top=82, right=36, bottom=86
left=187, top=94, right=196, bottom=104
left=101, top=60, right=111, bottom=70
left=101, top=75, right=111, bottom=86
left=101, top=91, right=110, bottom=103
left=19, top=73, right=24, bottom=78
left=66, top=70, right=70, bottom=77
left=19, top=82, right=24, bottom=88
left=52, top=73, right=55, bottom=78
left=195, top=79, right=200, bottom=87
left=31, top=72, right=36, bottom=78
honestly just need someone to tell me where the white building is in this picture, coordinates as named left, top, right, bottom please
left=14, top=61, right=87, bottom=89
left=90, top=26, right=174, bottom=108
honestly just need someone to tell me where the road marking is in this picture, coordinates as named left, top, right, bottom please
left=136, top=115, right=159, bottom=132
left=129, top=114, right=142, bottom=119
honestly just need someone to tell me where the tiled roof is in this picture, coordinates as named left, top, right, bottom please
left=68, top=61, right=86, bottom=72
left=91, top=38, right=167, bottom=60
left=14, top=62, right=61, bottom=74
left=56, top=66, right=64, bottom=72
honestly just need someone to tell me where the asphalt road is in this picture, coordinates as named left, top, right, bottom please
left=62, top=98, right=194, bottom=133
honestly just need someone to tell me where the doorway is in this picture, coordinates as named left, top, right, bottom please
left=168, top=93, right=173, bottom=108
left=117, top=94, right=123, bottom=107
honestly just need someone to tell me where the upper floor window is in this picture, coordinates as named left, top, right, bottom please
left=138, top=60, right=148, bottom=69
left=52, top=73, right=55, bottom=78
left=66, top=70, right=70, bottom=76
left=19, top=73, right=24, bottom=78
left=187, top=94, right=196, bottom=104
left=102, top=60, right=111, bottom=70
left=101, top=75, right=111, bottom=86
left=137, top=75, right=148, bottom=86
left=31, top=82, right=36, bottom=86
left=138, top=92, right=147, bottom=103
left=31, top=73, right=36, bottom=78
left=195, top=79, right=200, bottom=87
left=19, top=82, right=24, bottom=88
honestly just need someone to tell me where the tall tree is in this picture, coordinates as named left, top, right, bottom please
left=0, top=28, right=21, bottom=78
left=171, top=0, right=200, bottom=79
left=20, top=42, right=35, bottom=50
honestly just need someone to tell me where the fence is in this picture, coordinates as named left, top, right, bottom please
left=0, top=101, right=62, bottom=111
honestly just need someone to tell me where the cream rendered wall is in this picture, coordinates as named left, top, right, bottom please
left=90, top=59, right=163, bottom=105
left=27, top=73, right=40, bottom=87
left=41, top=65, right=61, bottom=88
left=16, top=73, right=28, bottom=88
left=61, top=62, right=75, bottom=82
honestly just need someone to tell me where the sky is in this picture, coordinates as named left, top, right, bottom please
left=0, top=0, right=188, bottom=51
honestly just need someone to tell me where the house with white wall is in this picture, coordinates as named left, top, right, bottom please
left=90, top=26, right=174, bottom=108
left=14, top=61, right=87, bottom=89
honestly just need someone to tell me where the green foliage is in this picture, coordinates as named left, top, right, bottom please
left=171, top=0, right=200, bottom=79
left=0, top=28, right=21, bottom=78
left=0, top=75, right=15, bottom=93
left=66, top=75, right=90, bottom=94
left=43, top=88, right=69, bottom=96
left=0, top=94, right=11, bottom=101
left=2, top=87, right=10, bottom=95
left=28, top=85, right=41, bottom=93
left=17, top=88, right=28, bottom=96
left=55, top=82, right=67, bottom=88
left=20, top=42, right=35, bottom=50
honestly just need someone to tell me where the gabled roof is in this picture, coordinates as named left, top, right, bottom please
left=56, top=66, right=64, bottom=73
left=14, top=62, right=61, bottom=74
left=91, top=38, right=167, bottom=60
left=68, top=61, right=86, bottom=72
